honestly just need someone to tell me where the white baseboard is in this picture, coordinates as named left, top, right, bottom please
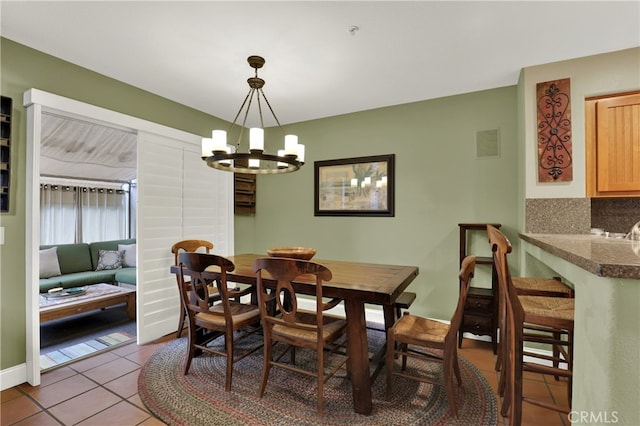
left=297, top=298, right=385, bottom=325
left=0, top=363, right=27, bottom=391
left=461, top=332, right=493, bottom=343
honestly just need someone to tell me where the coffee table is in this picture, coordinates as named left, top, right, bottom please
left=40, top=283, right=136, bottom=323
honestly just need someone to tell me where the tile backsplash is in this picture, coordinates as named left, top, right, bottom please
left=525, top=198, right=591, bottom=234
left=526, top=197, right=640, bottom=234
left=591, top=198, right=640, bottom=234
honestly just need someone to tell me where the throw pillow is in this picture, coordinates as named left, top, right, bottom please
left=40, top=247, right=62, bottom=278
left=95, top=249, right=124, bottom=271
left=118, top=243, right=136, bottom=267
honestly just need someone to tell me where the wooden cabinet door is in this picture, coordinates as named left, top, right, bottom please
left=586, top=91, right=640, bottom=197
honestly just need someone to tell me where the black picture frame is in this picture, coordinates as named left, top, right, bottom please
left=314, top=154, right=395, bottom=217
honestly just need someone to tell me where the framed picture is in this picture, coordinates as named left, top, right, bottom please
left=314, top=154, right=395, bottom=216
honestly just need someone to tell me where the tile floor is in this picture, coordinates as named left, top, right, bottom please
left=2, top=337, right=569, bottom=426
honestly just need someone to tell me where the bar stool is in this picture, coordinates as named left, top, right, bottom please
left=487, top=226, right=574, bottom=384
left=489, top=226, right=573, bottom=425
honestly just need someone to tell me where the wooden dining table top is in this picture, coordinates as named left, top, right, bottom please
left=180, top=253, right=420, bottom=304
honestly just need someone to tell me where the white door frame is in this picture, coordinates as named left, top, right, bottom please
left=24, top=88, right=234, bottom=385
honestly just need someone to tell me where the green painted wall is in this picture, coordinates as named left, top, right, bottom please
left=1, top=37, right=519, bottom=372
left=0, top=38, right=228, bottom=370
left=237, top=86, right=519, bottom=322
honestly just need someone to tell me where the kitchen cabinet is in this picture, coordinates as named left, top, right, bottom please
left=586, top=91, right=640, bottom=197
left=458, top=223, right=500, bottom=353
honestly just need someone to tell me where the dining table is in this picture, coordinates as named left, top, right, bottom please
left=171, top=253, right=419, bottom=415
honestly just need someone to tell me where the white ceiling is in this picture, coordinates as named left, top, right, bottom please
left=2, top=1, right=639, bottom=128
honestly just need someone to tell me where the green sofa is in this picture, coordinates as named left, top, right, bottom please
left=39, top=238, right=136, bottom=293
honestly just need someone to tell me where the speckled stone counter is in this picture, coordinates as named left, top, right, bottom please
left=520, top=233, right=640, bottom=279
left=519, top=233, right=640, bottom=425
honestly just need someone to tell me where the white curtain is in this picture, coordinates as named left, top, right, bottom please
left=40, top=183, right=129, bottom=244
left=79, top=187, right=129, bottom=243
left=40, top=184, right=77, bottom=244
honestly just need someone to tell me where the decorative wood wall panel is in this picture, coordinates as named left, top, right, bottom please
left=536, top=78, right=573, bottom=182
left=1, top=96, right=12, bottom=212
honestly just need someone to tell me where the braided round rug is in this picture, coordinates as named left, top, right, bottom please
left=138, top=330, right=497, bottom=426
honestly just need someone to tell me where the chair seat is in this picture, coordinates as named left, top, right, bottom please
left=272, top=311, right=346, bottom=343
left=520, top=296, right=575, bottom=322
left=512, top=277, right=573, bottom=297
left=393, top=314, right=449, bottom=344
left=197, top=302, right=261, bottom=327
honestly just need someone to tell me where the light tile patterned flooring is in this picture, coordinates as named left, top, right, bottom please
left=2, top=337, right=569, bottom=425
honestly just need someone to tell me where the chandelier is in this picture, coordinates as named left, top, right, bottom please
left=201, top=55, right=304, bottom=174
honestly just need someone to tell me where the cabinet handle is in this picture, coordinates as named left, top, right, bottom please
left=475, top=301, right=482, bottom=308
left=474, top=322, right=481, bottom=330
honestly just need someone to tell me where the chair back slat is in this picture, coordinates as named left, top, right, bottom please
left=253, top=257, right=332, bottom=337
left=171, top=239, right=214, bottom=264
left=447, top=255, right=476, bottom=344
left=179, top=252, right=234, bottom=318
left=170, top=239, right=215, bottom=338
left=487, top=225, right=524, bottom=323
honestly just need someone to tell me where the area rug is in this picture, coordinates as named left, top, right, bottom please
left=138, top=330, right=498, bottom=425
left=40, top=331, right=135, bottom=370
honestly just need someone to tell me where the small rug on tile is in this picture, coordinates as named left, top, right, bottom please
left=40, top=331, right=135, bottom=370
left=138, top=329, right=497, bottom=426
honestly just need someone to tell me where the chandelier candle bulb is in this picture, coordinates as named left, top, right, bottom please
left=201, top=138, right=213, bottom=157
left=364, top=177, right=371, bottom=186
left=249, top=128, right=264, bottom=152
left=284, top=134, right=298, bottom=156
left=211, top=130, right=227, bottom=152
left=296, top=144, right=305, bottom=163
left=351, top=178, right=358, bottom=187
left=249, top=158, right=260, bottom=169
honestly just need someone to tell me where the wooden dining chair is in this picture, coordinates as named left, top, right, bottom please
left=487, top=225, right=574, bottom=397
left=178, top=252, right=262, bottom=391
left=171, top=239, right=217, bottom=338
left=489, top=226, right=573, bottom=425
left=386, top=255, right=477, bottom=418
left=253, top=257, right=349, bottom=416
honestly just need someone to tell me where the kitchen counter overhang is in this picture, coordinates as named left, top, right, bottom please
left=518, top=232, right=640, bottom=425
left=519, top=233, right=640, bottom=279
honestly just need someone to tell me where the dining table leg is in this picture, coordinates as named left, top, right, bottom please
left=344, top=298, right=372, bottom=415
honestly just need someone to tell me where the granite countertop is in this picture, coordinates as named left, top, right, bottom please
left=519, top=233, right=640, bottom=279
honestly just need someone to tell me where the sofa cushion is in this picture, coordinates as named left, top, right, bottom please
left=118, top=243, right=136, bottom=267
left=39, top=277, right=64, bottom=293
left=49, top=270, right=119, bottom=289
left=115, top=268, right=136, bottom=285
left=40, top=243, right=92, bottom=275
left=95, top=250, right=124, bottom=271
left=40, top=247, right=62, bottom=278
left=89, top=239, right=136, bottom=270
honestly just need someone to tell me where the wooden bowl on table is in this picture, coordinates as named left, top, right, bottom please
left=267, top=246, right=316, bottom=260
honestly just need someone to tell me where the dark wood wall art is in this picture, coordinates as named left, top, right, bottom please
left=1, top=96, right=12, bottom=212
left=537, top=78, right=573, bottom=182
